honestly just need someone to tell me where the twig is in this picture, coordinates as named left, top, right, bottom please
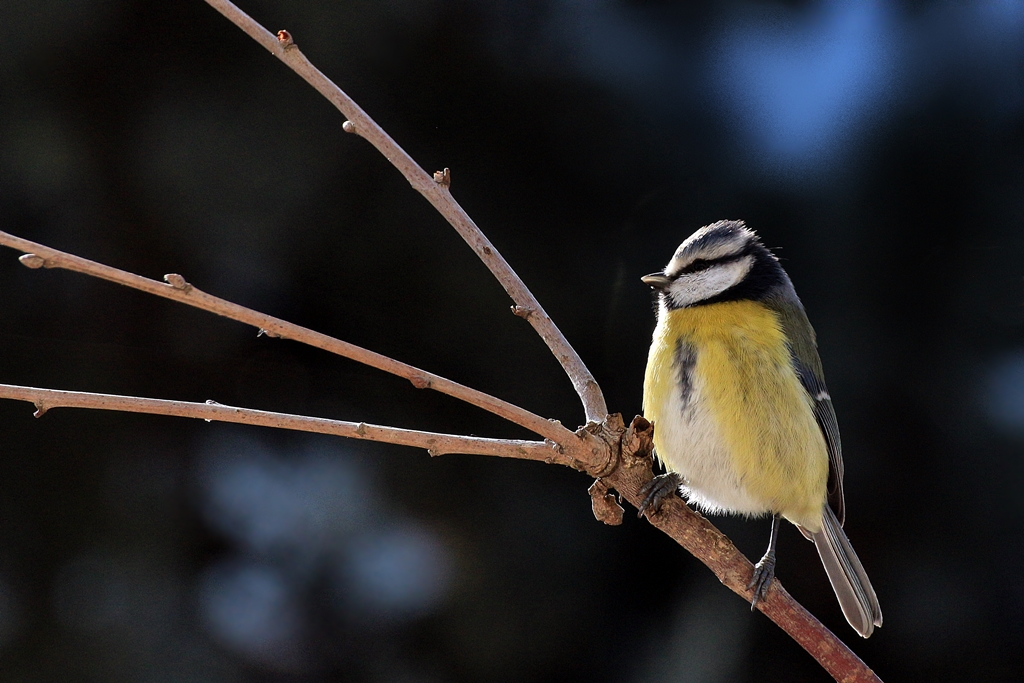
left=0, top=231, right=572, bottom=445
left=0, top=384, right=564, bottom=462
left=202, top=0, right=608, bottom=424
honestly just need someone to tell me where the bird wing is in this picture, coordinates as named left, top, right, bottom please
left=770, top=293, right=846, bottom=526
left=792, top=357, right=845, bottom=526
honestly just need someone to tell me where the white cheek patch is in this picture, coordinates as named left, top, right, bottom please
left=667, top=255, right=754, bottom=308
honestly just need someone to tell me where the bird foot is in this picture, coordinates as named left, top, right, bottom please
left=637, top=472, right=684, bottom=518
left=748, top=550, right=777, bottom=610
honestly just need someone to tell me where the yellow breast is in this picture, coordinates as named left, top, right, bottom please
left=643, top=300, right=828, bottom=529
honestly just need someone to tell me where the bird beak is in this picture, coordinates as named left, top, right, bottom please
left=641, top=272, right=672, bottom=290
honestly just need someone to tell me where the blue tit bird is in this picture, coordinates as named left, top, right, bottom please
left=639, top=220, right=882, bottom=638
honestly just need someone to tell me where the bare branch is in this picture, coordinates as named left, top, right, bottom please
left=644, top=498, right=882, bottom=681
left=0, top=230, right=572, bottom=445
left=648, top=502, right=882, bottom=682
left=202, top=0, right=608, bottom=423
left=0, top=383, right=565, bottom=463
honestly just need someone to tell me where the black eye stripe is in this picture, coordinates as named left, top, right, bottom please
left=676, top=252, right=745, bottom=275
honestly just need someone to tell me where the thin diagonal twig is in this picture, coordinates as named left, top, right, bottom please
left=202, top=0, right=608, bottom=424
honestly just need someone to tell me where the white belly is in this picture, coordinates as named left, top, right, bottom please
left=653, top=378, right=770, bottom=517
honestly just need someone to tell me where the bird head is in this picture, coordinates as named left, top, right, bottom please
left=643, top=220, right=785, bottom=309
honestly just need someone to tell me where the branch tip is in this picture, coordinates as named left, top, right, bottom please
left=19, top=254, right=47, bottom=269
left=276, top=30, right=295, bottom=48
left=433, top=168, right=451, bottom=188
left=32, top=403, right=48, bottom=418
left=164, top=273, right=192, bottom=291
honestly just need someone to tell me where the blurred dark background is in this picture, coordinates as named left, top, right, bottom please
left=0, top=1, right=1022, bottom=681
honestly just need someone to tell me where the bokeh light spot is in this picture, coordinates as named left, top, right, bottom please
left=336, top=524, right=452, bottom=622
left=983, top=351, right=1024, bottom=437
left=199, top=560, right=305, bottom=669
left=712, top=0, right=898, bottom=181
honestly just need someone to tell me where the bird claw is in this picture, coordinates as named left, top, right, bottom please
left=637, top=472, right=684, bottom=518
left=748, top=550, right=777, bottom=610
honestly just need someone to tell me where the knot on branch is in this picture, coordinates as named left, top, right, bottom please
left=19, top=254, right=49, bottom=269
left=620, top=415, right=655, bottom=467
left=588, top=478, right=624, bottom=526
left=433, top=168, right=451, bottom=188
left=510, top=305, right=534, bottom=319
left=542, top=439, right=563, bottom=464
left=164, top=273, right=192, bottom=291
left=409, top=375, right=431, bottom=390
left=257, top=328, right=282, bottom=339
left=581, top=416, right=654, bottom=524
left=342, top=120, right=357, bottom=134
left=32, top=403, right=48, bottom=418
left=203, top=399, right=223, bottom=423
left=575, top=413, right=626, bottom=478
left=277, top=30, right=295, bottom=49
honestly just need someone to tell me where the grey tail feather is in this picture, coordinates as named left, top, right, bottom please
left=809, top=506, right=883, bottom=638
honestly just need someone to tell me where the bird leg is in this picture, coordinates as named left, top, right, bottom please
left=637, top=472, right=684, bottom=517
left=749, top=514, right=781, bottom=610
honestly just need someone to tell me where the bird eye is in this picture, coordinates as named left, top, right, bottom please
left=679, top=258, right=715, bottom=274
